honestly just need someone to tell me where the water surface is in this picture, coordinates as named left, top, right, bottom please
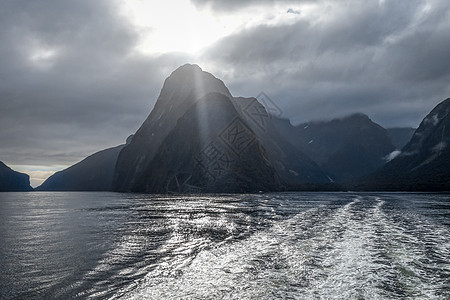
left=0, top=192, right=449, bottom=299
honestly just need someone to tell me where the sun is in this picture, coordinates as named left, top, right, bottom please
left=119, top=0, right=238, bottom=55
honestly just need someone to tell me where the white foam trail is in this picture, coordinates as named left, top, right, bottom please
left=117, top=196, right=450, bottom=300
left=377, top=201, right=450, bottom=299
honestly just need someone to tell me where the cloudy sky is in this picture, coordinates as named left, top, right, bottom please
left=1, top=0, right=450, bottom=186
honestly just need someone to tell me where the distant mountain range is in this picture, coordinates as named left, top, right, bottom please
left=273, top=113, right=398, bottom=182
left=0, top=161, right=32, bottom=192
left=2, top=64, right=448, bottom=192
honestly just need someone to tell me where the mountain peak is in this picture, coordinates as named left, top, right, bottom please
left=113, top=65, right=232, bottom=191
left=113, top=65, right=329, bottom=192
left=159, top=64, right=232, bottom=102
left=172, top=63, right=203, bottom=74
left=306, top=113, right=371, bottom=126
left=345, top=113, right=370, bottom=120
left=168, top=64, right=222, bottom=87
left=330, top=113, right=371, bottom=124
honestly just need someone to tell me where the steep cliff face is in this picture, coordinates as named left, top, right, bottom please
left=113, top=64, right=233, bottom=192
left=360, top=98, right=450, bottom=191
left=0, top=161, right=33, bottom=192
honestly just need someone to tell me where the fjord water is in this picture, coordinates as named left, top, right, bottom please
left=0, top=192, right=449, bottom=299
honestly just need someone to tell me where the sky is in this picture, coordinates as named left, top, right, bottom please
left=1, top=0, right=450, bottom=187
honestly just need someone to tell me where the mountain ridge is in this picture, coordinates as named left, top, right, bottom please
left=273, top=113, right=395, bottom=182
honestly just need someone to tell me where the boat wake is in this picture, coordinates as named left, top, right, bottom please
left=115, top=195, right=450, bottom=300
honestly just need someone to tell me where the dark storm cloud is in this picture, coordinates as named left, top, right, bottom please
left=202, top=0, right=450, bottom=127
left=0, top=0, right=189, bottom=166
left=2, top=0, right=450, bottom=174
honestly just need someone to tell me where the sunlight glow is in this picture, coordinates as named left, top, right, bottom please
left=11, top=165, right=68, bottom=188
left=119, top=0, right=237, bottom=55
left=118, top=0, right=306, bottom=56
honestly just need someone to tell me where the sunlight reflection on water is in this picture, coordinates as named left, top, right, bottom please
left=0, top=192, right=449, bottom=299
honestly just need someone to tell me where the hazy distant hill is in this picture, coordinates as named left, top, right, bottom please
left=273, top=114, right=395, bottom=182
left=37, top=138, right=131, bottom=191
left=113, top=64, right=329, bottom=193
left=358, top=98, right=450, bottom=191
left=386, top=127, right=416, bottom=149
left=0, top=161, right=33, bottom=192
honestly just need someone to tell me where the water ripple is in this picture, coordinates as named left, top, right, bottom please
left=1, top=192, right=449, bottom=299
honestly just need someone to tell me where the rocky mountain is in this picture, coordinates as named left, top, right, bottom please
left=386, top=127, right=416, bottom=149
left=113, top=64, right=232, bottom=192
left=273, top=114, right=395, bottom=182
left=113, top=64, right=329, bottom=193
left=37, top=137, right=131, bottom=191
left=0, top=161, right=33, bottom=192
left=140, top=92, right=281, bottom=193
left=233, top=97, right=329, bottom=186
left=359, top=98, right=450, bottom=191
